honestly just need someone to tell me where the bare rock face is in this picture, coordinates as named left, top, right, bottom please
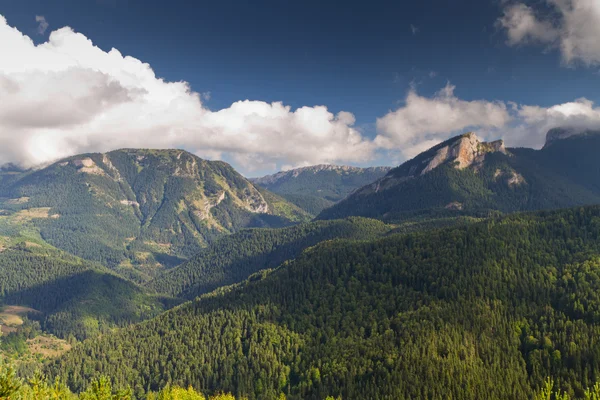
left=242, top=189, right=269, bottom=213
left=73, top=158, right=105, bottom=175
left=73, top=158, right=95, bottom=168
left=445, top=202, right=463, bottom=210
left=194, top=191, right=226, bottom=221
left=421, top=133, right=507, bottom=175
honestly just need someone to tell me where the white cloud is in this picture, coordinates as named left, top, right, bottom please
left=374, top=84, right=511, bottom=158
left=0, top=15, right=375, bottom=173
left=507, top=98, right=600, bottom=147
left=35, top=15, right=48, bottom=35
left=499, top=0, right=600, bottom=66
left=375, top=82, right=600, bottom=155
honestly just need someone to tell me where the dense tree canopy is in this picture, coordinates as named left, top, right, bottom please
left=45, top=206, right=600, bottom=399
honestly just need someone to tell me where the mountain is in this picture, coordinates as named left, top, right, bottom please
left=147, top=217, right=390, bottom=299
left=0, top=244, right=168, bottom=340
left=48, top=205, right=600, bottom=399
left=0, top=149, right=309, bottom=278
left=251, top=165, right=390, bottom=215
left=318, top=130, right=600, bottom=222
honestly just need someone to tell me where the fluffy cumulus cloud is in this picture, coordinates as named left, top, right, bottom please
left=374, top=83, right=600, bottom=157
left=511, top=98, right=600, bottom=145
left=498, top=0, right=600, bottom=66
left=0, top=15, right=374, bottom=172
left=375, top=84, right=511, bottom=158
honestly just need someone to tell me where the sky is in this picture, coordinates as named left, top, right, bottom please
left=2, top=0, right=600, bottom=176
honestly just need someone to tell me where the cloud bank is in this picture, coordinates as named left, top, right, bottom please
left=0, top=15, right=374, bottom=172
left=498, top=0, right=600, bottom=66
left=2, top=13, right=600, bottom=173
left=375, top=85, right=600, bottom=158
left=375, top=84, right=511, bottom=158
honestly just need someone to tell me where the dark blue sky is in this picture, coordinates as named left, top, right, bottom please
left=4, top=0, right=598, bottom=131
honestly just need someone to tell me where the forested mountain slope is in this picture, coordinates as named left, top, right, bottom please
left=0, top=149, right=309, bottom=277
left=0, top=245, right=167, bottom=340
left=50, top=205, right=600, bottom=399
left=0, top=175, right=173, bottom=341
left=147, top=217, right=390, bottom=298
left=319, top=130, right=600, bottom=222
left=252, top=165, right=390, bottom=215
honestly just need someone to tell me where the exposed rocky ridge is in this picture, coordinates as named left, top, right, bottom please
left=356, top=133, right=508, bottom=196
left=318, top=130, right=600, bottom=222
left=61, top=149, right=273, bottom=220
left=409, top=133, right=507, bottom=177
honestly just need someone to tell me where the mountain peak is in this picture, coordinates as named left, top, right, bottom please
left=391, top=132, right=507, bottom=179
left=544, top=127, right=600, bottom=147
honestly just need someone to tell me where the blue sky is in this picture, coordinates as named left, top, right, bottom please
left=2, top=0, right=600, bottom=175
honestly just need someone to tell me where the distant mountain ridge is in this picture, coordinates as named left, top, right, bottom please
left=319, top=129, right=600, bottom=221
left=252, top=164, right=390, bottom=186
left=251, top=164, right=391, bottom=215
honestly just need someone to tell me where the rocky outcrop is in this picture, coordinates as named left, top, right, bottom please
left=242, top=189, right=269, bottom=214
left=194, top=191, right=226, bottom=221
left=102, top=154, right=123, bottom=182
left=445, top=202, right=463, bottom=211
left=421, top=133, right=507, bottom=175
left=73, top=158, right=104, bottom=175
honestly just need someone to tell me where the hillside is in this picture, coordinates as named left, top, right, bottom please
left=0, top=149, right=309, bottom=278
left=49, top=205, right=600, bottom=399
left=0, top=245, right=168, bottom=340
left=318, top=131, right=600, bottom=222
left=147, top=217, right=390, bottom=298
left=252, top=165, right=390, bottom=215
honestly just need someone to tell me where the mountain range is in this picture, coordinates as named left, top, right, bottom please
left=319, top=130, right=600, bottom=222
left=2, top=128, right=600, bottom=398
left=0, top=149, right=309, bottom=280
left=251, top=164, right=390, bottom=215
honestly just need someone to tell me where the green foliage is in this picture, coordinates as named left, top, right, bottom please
left=534, top=378, right=569, bottom=400
left=0, top=362, right=21, bottom=398
left=79, top=376, right=131, bottom=400
left=148, top=385, right=206, bottom=400
left=148, top=217, right=390, bottom=298
left=0, top=319, right=41, bottom=356
left=0, top=246, right=166, bottom=340
left=46, top=206, right=600, bottom=399
left=0, top=361, right=249, bottom=399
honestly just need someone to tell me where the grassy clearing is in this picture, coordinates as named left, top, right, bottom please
left=27, top=336, right=71, bottom=358
left=0, top=305, right=40, bottom=334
